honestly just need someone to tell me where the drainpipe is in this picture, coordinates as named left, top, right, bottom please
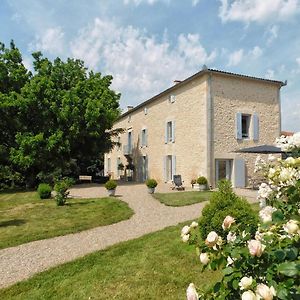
left=278, top=80, right=287, bottom=137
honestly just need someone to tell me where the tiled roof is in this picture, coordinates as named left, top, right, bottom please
left=281, top=131, right=294, bottom=136
left=120, top=68, right=286, bottom=119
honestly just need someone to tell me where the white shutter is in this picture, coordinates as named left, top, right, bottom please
left=163, top=156, right=167, bottom=182
left=172, top=155, right=176, bottom=180
left=234, top=158, right=245, bottom=188
left=165, top=122, right=168, bottom=144
left=253, top=113, right=259, bottom=141
left=145, top=129, right=148, bottom=146
left=171, top=121, right=175, bottom=143
left=236, top=112, right=242, bottom=140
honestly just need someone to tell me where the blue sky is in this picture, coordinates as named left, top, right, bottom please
left=1, top=0, right=300, bottom=131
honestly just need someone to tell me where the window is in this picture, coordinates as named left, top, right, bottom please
left=164, top=155, right=176, bottom=182
left=117, top=136, right=121, bottom=151
left=241, top=114, right=251, bottom=138
left=144, top=107, right=148, bottom=115
left=117, top=157, right=121, bottom=177
left=141, top=128, right=147, bottom=147
left=165, top=121, right=175, bottom=143
left=107, top=158, right=111, bottom=173
left=169, top=94, right=176, bottom=103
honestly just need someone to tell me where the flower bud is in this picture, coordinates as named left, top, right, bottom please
left=256, top=284, right=276, bottom=300
left=186, top=283, right=198, bottom=300
left=239, top=276, right=253, bottom=290
left=248, top=240, right=265, bottom=257
left=190, top=221, right=198, bottom=228
left=205, top=231, right=219, bottom=247
left=182, top=234, right=190, bottom=243
left=241, top=290, right=256, bottom=300
left=181, top=225, right=190, bottom=236
left=283, top=220, right=299, bottom=234
left=199, top=253, right=210, bottom=265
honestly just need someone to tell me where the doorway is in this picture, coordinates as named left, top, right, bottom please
left=215, top=159, right=232, bottom=183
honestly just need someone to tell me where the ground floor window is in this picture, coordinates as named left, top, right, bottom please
left=215, top=159, right=232, bottom=183
left=107, top=158, right=111, bottom=173
left=164, top=155, right=176, bottom=182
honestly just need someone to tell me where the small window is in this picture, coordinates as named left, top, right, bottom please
left=107, top=158, right=111, bottom=173
left=117, top=137, right=121, bottom=151
left=128, top=115, right=131, bottom=122
left=141, top=129, right=147, bottom=147
left=241, top=114, right=251, bottom=138
left=169, top=94, right=176, bottom=103
left=144, top=107, right=148, bottom=115
left=167, top=121, right=173, bottom=142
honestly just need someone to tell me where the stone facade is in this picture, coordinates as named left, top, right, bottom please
left=105, top=69, right=283, bottom=187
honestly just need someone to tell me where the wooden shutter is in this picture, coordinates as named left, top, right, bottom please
left=253, top=113, right=259, bottom=141
left=171, top=121, right=175, bottom=143
left=235, top=112, right=242, bottom=140
left=234, top=158, right=245, bottom=188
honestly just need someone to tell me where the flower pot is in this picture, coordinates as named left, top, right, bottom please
left=107, top=189, right=116, bottom=196
left=198, top=184, right=207, bottom=191
left=148, top=187, right=155, bottom=194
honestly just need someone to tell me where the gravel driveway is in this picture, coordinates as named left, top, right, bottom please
left=0, top=183, right=258, bottom=289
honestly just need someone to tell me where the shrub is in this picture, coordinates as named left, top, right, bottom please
left=197, top=176, right=208, bottom=185
left=37, top=183, right=52, bottom=199
left=54, top=177, right=74, bottom=206
left=198, top=179, right=258, bottom=239
left=146, top=179, right=158, bottom=188
left=105, top=180, right=117, bottom=190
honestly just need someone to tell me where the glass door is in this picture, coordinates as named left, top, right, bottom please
left=216, top=159, right=232, bottom=183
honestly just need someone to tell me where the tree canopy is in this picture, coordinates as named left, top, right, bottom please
left=0, top=41, right=121, bottom=188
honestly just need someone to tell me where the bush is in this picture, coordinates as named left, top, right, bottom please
left=54, top=177, right=74, bottom=206
left=197, top=176, right=208, bottom=185
left=146, top=179, right=158, bottom=188
left=37, top=183, right=52, bottom=199
left=105, top=180, right=117, bottom=190
left=198, top=180, right=258, bottom=239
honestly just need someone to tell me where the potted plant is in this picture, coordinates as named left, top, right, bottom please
left=105, top=180, right=117, bottom=196
left=196, top=176, right=208, bottom=191
left=146, top=178, right=158, bottom=194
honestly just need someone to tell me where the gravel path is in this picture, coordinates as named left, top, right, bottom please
left=0, top=183, right=258, bottom=289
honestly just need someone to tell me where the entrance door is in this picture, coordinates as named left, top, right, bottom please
left=216, top=159, right=232, bottom=183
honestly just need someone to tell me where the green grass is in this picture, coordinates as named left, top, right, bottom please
left=0, top=191, right=134, bottom=249
left=0, top=222, right=221, bottom=300
left=152, top=191, right=213, bottom=206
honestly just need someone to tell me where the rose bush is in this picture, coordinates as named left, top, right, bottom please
left=183, top=134, right=300, bottom=300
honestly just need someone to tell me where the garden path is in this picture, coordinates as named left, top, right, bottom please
left=0, top=183, right=257, bottom=288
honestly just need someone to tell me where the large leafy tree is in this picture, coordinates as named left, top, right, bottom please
left=0, top=41, right=121, bottom=187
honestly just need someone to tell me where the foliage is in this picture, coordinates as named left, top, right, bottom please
left=54, top=177, right=74, bottom=206
left=126, top=163, right=135, bottom=170
left=191, top=179, right=197, bottom=185
left=105, top=180, right=117, bottom=190
left=146, top=178, right=158, bottom=188
left=198, top=180, right=258, bottom=239
left=183, top=135, right=300, bottom=300
left=197, top=176, right=208, bottom=185
left=37, top=183, right=52, bottom=199
left=118, top=163, right=124, bottom=170
left=0, top=40, right=121, bottom=188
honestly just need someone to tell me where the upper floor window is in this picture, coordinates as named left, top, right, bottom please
left=236, top=112, right=259, bottom=141
left=144, top=107, right=148, bottom=115
left=169, top=94, right=176, bottom=103
left=117, top=136, right=121, bottom=151
left=165, top=120, right=175, bottom=143
left=141, top=128, right=148, bottom=147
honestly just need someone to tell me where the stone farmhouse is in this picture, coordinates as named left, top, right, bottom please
left=104, top=68, right=285, bottom=188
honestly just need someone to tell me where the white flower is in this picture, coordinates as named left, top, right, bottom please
left=199, top=253, right=210, bottom=265
left=205, top=231, right=219, bottom=247
left=222, top=215, right=235, bottom=230
left=227, top=231, right=236, bottom=243
left=241, top=290, right=257, bottom=300
left=226, top=256, right=235, bottom=266
left=182, top=234, right=190, bottom=243
left=268, top=154, right=276, bottom=162
left=239, top=276, right=253, bottom=290
left=256, top=284, right=276, bottom=300
left=285, top=157, right=296, bottom=165
left=248, top=240, right=266, bottom=257
left=283, top=220, right=299, bottom=234
left=190, top=221, right=198, bottom=228
left=259, top=206, right=277, bottom=223
left=257, top=183, right=273, bottom=200
left=181, top=225, right=190, bottom=236
left=186, top=283, right=198, bottom=300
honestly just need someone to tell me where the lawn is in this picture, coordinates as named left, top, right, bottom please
left=152, top=191, right=213, bottom=206
left=0, top=191, right=134, bottom=249
left=0, top=222, right=221, bottom=300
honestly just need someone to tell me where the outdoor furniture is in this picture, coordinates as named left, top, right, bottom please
left=171, top=175, right=185, bottom=191
left=79, top=175, right=92, bottom=183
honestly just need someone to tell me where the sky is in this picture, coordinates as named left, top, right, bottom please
left=1, top=0, right=299, bottom=131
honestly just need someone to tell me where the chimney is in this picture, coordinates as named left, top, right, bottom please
left=127, top=105, right=134, bottom=112
left=173, top=80, right=181, bottom=85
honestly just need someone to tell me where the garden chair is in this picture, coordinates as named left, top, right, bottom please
left=172, top=175, right=185, bottom=191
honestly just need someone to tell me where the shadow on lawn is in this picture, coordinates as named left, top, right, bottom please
left=0, top=219, right=26, bottom=227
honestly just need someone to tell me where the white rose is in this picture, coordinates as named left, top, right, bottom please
left=283, top=220, right=299, bottom=234
left=199, top=253, right=210, bottom=265
left=256, top=284, right=276, bottom=300
left=182, top=234, right=190, bottom=243
left=222, top=215, right=235, bottom=230
left=239, top=276, right=253, bottom=290
left=227, top=231, right=237, bottom=243
left=248, top=240, right=265, bottom=257
left=241, top=290, right=257, bottom=300
left=186, top=283, right=198, bottom=300
left=181, top=225, right=190, bottom=236
left=205, top=231, right=219, bottom=247
left=259, top=206, right=277, bottom=223
left=190, top=221, right=198, bottom=228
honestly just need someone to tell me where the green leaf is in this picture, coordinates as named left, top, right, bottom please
left=272, top=210, right=284, bottom=222
left=274, top=249, right=286, bottom=261
left=213, top=282, right=221, bottom=293
left=223, top=267, right=234, bottom=275
left=277, top=262, right=299, bottom=277
left=232, top=279, right=239, bottom=290
left=285, top=247, right=298, bottom=260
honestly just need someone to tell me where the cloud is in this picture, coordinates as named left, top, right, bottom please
left=249, top=46, right=263, bottom=59
left=29, top=27, right=65, bottom=55
left=266, top=25, right=279, bottom=44
left=219, top=0, right=300, bottom=23
left=70, top=18, right=216, bottom=104
left=265, top=69, right=275, bottom=79
left=123, top=0, right=198, bottom=6
left=296, top=57, right=300, bottom=66
left=227, top=49, right=244, bottom=66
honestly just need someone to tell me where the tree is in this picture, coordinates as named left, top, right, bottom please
left=0, top=41, right=121, bottom=188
